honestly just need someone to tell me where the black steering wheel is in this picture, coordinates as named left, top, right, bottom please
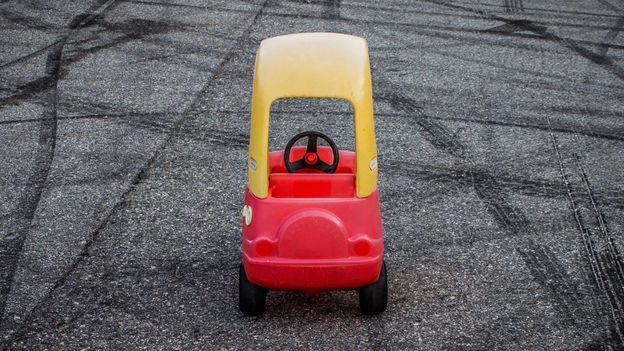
left=284, top=131, right=339, bottom=174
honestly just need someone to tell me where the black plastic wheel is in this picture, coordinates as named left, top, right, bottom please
left=357, top=261, right=388, bottom=315
left=239, top=264, right=267, bottom=316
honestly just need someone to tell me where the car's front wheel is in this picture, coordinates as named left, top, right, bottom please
left=357, top=261, right=388, bottom=315
left=239, top=264, right=267, bottom=316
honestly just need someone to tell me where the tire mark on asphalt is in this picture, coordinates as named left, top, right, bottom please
left=372, top=7, right=621, bottom=331
left=573, top=153, right=624, bottom=349
left=380, top=94, right=591, bottom=331
left=0, top=0, right=118, bottom=327
left=507, top=76, right=624, bottom=99
left=0, top=76, right=55, bottom=107
left=120, top=116, right=249, bottom=148
left=471, top=169, right=582, bottom=328
left=546, top=105, right=624, bottom=120
left=574, top=153, right=624, bottom=291
left=368, top=29, right=472, bottom=158
left=21, top=257, right=239, bottom=338
left=595, top=0, right=621, bottom=13
left=364, top=17, right=624, bottom=99
left=465, top=162, right=583, bottom=326
left=0, top=41, right=62, bottom=70
left=364, top=0, right=621, bottom=21
left=398, top=111, right=624, bottom=143
left=321, top=0, right=340, bottom=20
left=547, top=117, right=624, bottom=349
left=414, top=39, right=624, bottom=94
left=384, top=153, right=585, bottom=328
left=0, top=112, right=251, bottom=151
left=375, top=89, right=465, bottom=157
left=169, top=109, right=624, bottom=143
left=598, top=16, right=624, bottom=57
left=485, top=19, right=546, bottom=34
left=0, top=17, right=189, bottom=110
left=262, top=4, right=624, bottom=39
left=503, top=0, right=524, bottom=14
left=313, top=0, right=622, bottom=25
left=132, top=0, right=621, bottom=24
left=369, top=1, right=610, bottom=341
left=382, top=160, right=624, bottom=212
left=61, top=18, right=192, bottom=67
left=0, top=6, right=56, bottom=30
left=228, top=5, right=624, bottom=68
left=424, top=0, right=624, bottom=82
left=517, top=239, right=582, bottom=326
left=472, top=180, right=530, bottom=236
left=0, top=0, right=268, bottom=347
left=1, top=112, right=249, bottom=148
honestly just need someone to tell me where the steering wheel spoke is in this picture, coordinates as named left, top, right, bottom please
left=306, top=135, right=318, bottom=153
left=291, top=159, right=306, bottom=171
left=316, top=160, right=333, bottom=173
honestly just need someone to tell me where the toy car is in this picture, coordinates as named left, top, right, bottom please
left=239, top=33, right=387, bottom=315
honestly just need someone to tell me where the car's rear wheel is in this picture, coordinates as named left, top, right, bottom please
left=357, top=261, right=388, bottom=315
left=239, top=264, right=267, bottom=316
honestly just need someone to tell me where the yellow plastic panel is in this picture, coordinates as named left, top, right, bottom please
left=248, top=33, right=377, bottom=198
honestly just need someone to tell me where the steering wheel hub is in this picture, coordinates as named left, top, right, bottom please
left=304, top=152, right=318, bottom=165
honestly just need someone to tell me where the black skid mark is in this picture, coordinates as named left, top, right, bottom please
left=0, top=1, right=269, bottom=347
left=472, top=181, right=529, bottom=235
left=118, top=114, right=249, bottom=149
left=0, top=17, right=188, bottom=109
left=321, top=0, right=340, bottom=20
left=61, top=18, right=191, bottom=68
left=0, top=0, right=119, bottom=328
left=425, top=0, right=624, bottom=82
left=517, top=240, right=583, bottom=326
left=384, top=158, right=593, bottom=327
left=472, top=166, right=584, bottom=326
left=598, top=16, right=624, bottom=57
left=485, top=20, right=546, bottom=34
left=547, top=119, right=624, bottom=349
left=502, top=0, right=524, bottom=14
left=376, top=90, right=465, bottom=157
left=0, top=40, right=61, bottom=71
left=381, top=160, right=624, bottom=210
left=0, top=6, right=54, bottom=30
left=181, top=109, right=624, bottom=143
left=573, top=154, right=624, bottom=349
left=573, top=154, right=624, bottom=290
left=0, top=76, right=55, bottom=107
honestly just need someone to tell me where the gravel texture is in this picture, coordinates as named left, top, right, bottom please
left=1, top=0, right=623, bottom=349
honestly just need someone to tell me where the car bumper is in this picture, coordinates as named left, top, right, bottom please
left=243, top=253, right=383, bottom=290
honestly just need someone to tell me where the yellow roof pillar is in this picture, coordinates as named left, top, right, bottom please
left=247, top=33, right=378, bottom=198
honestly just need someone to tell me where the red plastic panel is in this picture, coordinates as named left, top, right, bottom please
left=269, top=174, right=355, bottom=198
left=241, top=186, right=384, bottom=290
left=269, top=148, right=357, bottom=198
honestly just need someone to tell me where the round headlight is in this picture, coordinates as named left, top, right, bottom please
left=242, top=205, right=252, bottom=226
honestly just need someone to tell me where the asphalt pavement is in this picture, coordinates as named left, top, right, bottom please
left=1, top=0, right=623, bottom=349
